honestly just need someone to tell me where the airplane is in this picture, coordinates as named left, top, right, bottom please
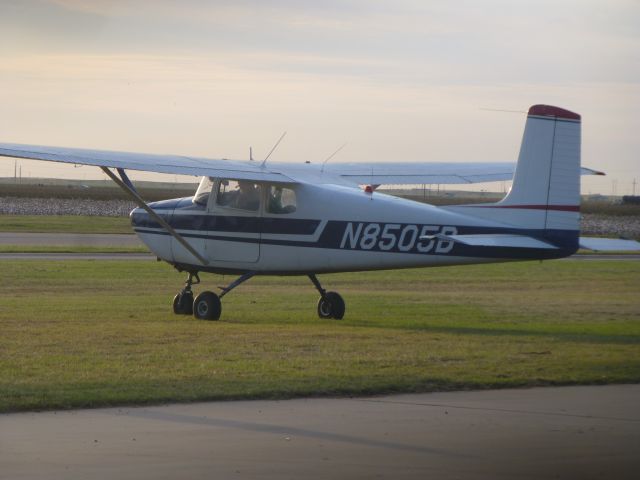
left=1, top=104, right=638, bottom=321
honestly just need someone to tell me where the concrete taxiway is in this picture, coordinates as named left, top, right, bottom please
left=1, top=385, right=639, bottom=479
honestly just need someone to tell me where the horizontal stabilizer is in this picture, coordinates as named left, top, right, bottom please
left=420, top=233, right=559, bottom=250
left=328, top=164, right=603, bottom=186
left=579, top=237, right=640, bottom=252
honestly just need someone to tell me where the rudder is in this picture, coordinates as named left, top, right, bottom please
left=498, top=104, right=581, bottom=231
left=446, top=104, right=582, bottom=254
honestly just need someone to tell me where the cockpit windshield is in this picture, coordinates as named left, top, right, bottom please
left=193, top=176, right=215, bottom=206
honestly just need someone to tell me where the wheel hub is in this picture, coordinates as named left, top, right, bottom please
left=197, top=301, right=209, bottom=316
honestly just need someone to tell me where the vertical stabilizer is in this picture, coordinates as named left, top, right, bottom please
left=498, top=104, right=581, bottom=231
left=446, top=105, right=582, bottom=253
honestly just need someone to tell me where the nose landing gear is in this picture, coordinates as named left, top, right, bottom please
left=173, top=272, right=199, bottom=315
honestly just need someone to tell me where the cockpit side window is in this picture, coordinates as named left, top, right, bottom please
left=193, top=176, right=215, bottom=206
left=216, top=179, right=262, bottom=212
left=267, top=186, right=297, bottom=214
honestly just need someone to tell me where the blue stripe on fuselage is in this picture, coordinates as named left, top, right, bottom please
left=132, top=212, right=579, bottom=260
left=131, top=211, right=320, bottom=235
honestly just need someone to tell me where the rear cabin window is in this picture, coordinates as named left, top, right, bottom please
left=193, top=176, right=214, bottom=206
left=267, top=186, right=297, bottom=214
left=216, top=180, right=262, bottom=212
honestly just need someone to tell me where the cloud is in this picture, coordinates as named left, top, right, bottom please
left=0, top=1, right=638, bottom=191
left=4, top=0, right=635, bottom=86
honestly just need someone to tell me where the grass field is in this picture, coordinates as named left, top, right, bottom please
left=0, top=245, right=147, bottom=253
left=0, top=215, right=132, bottom=234
left=1, top=259, right=638, bottom=413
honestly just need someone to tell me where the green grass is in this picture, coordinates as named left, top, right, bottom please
left=576, top=249, right=640, bottom=255
left=0, top=245, right=147, bottom=253
left=0, top=215, right=132, bottom=234
left=1, top=260, right=639, bottom=412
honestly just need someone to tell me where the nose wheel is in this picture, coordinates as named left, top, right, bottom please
left=173, top=290, right=194, bottom=315
left=173, top=272, right=199, bottom=315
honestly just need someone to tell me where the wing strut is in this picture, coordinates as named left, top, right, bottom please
left=100, top=167, right=208, bottom=265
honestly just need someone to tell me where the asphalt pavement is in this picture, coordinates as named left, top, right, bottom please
left=1, top=385, right=639, bottom=480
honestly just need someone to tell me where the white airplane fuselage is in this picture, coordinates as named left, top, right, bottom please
left=131, top=182, right=577, bottom=275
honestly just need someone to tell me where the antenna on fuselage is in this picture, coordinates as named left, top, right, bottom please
left=261, top=131, right=287, bottom=168
left=320, top=143, right=347, bottom=174
left=250, top=146, right=253, bottom=161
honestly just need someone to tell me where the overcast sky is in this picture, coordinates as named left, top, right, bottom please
left=0, top=0, right=638, bottom=194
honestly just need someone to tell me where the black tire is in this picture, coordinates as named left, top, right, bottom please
left=173, top=291, right=193, bottom=315
left=193, top=291, right=222, bottom=320
left=317, top=291, right=345, bottom=320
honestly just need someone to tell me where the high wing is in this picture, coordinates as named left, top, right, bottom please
left=0, top=142, right=605, bottom=186
left=0, top=143, right=294, bottom=183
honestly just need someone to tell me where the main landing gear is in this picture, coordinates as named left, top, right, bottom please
left=309, top=274, right=345, bottom=320
left=172, top=272, right=345, bottom=321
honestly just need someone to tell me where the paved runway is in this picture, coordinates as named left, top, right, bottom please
left=1, top=385, right=639, bottom=480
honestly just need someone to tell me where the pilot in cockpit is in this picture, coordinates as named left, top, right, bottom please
left=234, top=181, right=261, bottom=211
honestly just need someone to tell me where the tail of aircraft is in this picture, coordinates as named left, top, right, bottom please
left=450, top=105, right=582, bottom=252
left=499, top=104, right=581, bottom=231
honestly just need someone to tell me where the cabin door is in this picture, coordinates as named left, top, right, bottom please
left=205, top=179, right=261, bottom=263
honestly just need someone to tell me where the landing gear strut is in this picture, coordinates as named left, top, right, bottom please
left=309, top=274, right=345, bottom=320
left=193, top=272, right=256, bottom=321
left=173, top=272, right=344, bottom=321
left=174, top=271, right=256, bottom=321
